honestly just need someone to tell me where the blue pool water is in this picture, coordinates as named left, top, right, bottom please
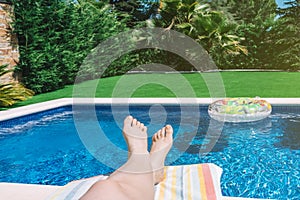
left=0, top=105, right=299, bottom=199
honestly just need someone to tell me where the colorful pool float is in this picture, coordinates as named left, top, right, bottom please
left=208, top=97, right=272, bottom=122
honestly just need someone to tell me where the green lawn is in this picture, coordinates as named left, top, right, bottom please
left=11, top=71, right=300, bottom=108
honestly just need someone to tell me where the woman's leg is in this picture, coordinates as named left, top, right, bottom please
left=81, top=116, right=173, bottom=200
left=103, top=116, right=154, bottom=200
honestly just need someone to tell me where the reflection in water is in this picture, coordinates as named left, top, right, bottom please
left=184, top=117, right=273, bottom=155
left=275, top=119, right=300, bottom=150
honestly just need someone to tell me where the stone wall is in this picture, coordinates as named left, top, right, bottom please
left=0, top=2, right=19, bottom=82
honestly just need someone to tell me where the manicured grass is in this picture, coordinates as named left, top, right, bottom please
left=11, top=71, right=300, bottom=108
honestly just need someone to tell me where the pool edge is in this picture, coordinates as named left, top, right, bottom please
left=0, top=97, right=299, bottom=122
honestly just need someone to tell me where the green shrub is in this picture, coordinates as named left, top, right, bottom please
left=12, top=0, right=125, bottom=93
left=0, top=65, right=34, bottom=107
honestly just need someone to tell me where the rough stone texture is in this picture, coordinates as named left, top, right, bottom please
left=0, top=3, right=19, bottom=83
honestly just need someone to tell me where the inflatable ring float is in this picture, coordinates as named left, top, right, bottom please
left=208, top=97, right=272, bottom=122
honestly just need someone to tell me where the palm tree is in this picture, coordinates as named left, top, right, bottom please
left=157, top=1, right=247, bottom=52
left=154, top=0, right=247, bottom=67
left=0, top=65, right=34, bottom=107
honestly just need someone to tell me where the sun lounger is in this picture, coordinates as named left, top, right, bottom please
left=0, top=163, right=223, bottom=200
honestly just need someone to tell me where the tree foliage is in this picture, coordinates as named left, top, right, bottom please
left=10, top=0, right=300, bottom=96
left=203, top=0, right=299, bottom=70
left=222, top=0, right=278, bottom=69
left=154, top=0, right=247, bottom=67
left=270, top=0, right=300, bottom=70
left=109, top=0, right=160, bottom=27
left=12, top=0, right=125, bottom=93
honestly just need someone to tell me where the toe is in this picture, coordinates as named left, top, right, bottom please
left=165, top=125, right=173, bottom=133
left=153, top=131, right=159, bottom=141
left=143, top=126, right=148, bottom=132
left=132, top=118, right=137, bottom=126
left=165, top=125, right=173, bottom=140
left=124, top=116, right=133, bottom=126
left=140, top=123, right=145, bottom=130
left=142, top=125, right=147, bottom=132
left=152, top=133, right=155, bottom=141
left=159, top=128, right=165, bottom=138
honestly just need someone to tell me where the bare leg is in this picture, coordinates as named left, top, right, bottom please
left=81, top=116, right=154, bottom=200
left=150, top=125, right=173, bottom=184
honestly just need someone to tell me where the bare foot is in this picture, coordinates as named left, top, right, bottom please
left=122, top=116, right=148, bottom=154
left=150, top=125, right=173, bottom=184
left=113, top=116, right=151, bottom=173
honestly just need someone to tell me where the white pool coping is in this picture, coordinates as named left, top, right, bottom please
left=0, top=97, right=299, bottom=122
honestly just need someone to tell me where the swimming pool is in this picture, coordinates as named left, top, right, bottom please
left=0, top=103, right=299, bottom=199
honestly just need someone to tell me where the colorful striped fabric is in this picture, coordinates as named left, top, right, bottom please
left=48, top=163, right=222, bottom=200
left=154, top=163, right=223, bottom=200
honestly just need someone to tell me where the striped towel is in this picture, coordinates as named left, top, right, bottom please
left=48, top=163, right=222, bottom=200
left=154, top=163, right=223, bottom=200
